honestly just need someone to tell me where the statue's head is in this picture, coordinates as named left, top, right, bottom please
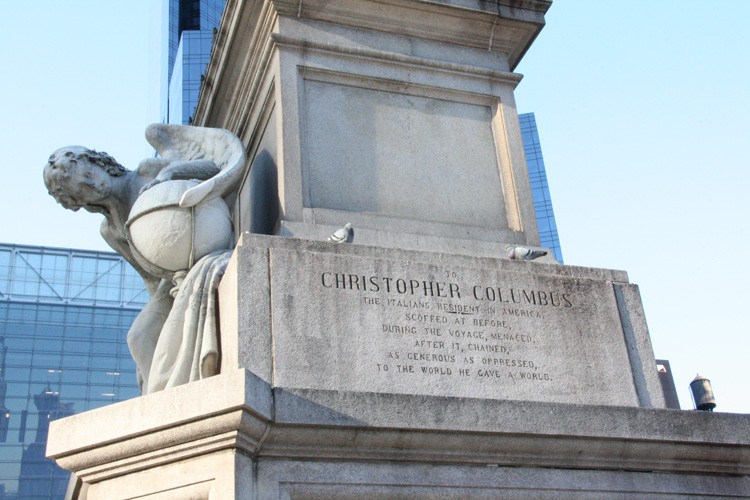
left=44, top=146, right=127, bottom=211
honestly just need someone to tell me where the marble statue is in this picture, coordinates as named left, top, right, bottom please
left=44, top=124, right=246, bottom=394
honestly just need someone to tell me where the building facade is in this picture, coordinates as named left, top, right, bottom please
left=0, top=244, right=145, bottom=499
left=519, top=112, right=563, bottom=263
left=163, top=0, right=226, bottom=125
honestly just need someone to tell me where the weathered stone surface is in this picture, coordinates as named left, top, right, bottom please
left=196, top=0, right=551, bottom=254
left=221, top=233, right=664, bottom=408
left=303, top=79, right=507, bottom=229
left=46, top=368, right=750, bottom=498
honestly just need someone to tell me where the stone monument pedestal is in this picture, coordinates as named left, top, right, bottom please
left=47, top=236, right=750, bottom=498
left=45, top=1, right=750, bottom=496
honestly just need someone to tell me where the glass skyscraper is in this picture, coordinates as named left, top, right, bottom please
left=163, top=0, right=226, bottom=125
left=0, top=244, right=145, bottom=499
left=519, top=112, right=563, bottom=263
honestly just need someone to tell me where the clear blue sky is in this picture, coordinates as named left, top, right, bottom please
left=1, top=1, right=748, bottom=413
left=514, top=2, right=750, bottom=413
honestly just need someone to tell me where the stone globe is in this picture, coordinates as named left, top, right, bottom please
left=126, top=179, right=233, bottom=282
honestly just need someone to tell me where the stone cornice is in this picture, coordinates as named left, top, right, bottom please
left=272, top=34, right=525, bottom=85
left=271, top=0, right=545, bottom=60
left=195, top=0, right=278, bottom=133
left=194, top=0, right=549, bottom=129
left=47, top=369, right=750, bottom=485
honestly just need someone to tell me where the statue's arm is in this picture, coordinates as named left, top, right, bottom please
left=136, top=157, right=171, bottom=178
left=160, top=159, right=221, bottom=180
left=138, top=160, right=221, bottom=194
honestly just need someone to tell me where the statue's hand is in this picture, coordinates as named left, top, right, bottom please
left=139, top=178, right=163, bottom=195
left=139, top=171, right=174, bottom=195
left=138, top=159, right=220, bottom=197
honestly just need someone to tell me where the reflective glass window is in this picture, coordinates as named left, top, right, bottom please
left=5, top=234, right=150, bottom=492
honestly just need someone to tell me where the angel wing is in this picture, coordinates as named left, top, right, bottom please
left=144, top=123, right=246, bottom=208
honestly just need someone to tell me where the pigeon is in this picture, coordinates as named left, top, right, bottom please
left=506, top=245, right=547, bottom=261
left=328, top=223, right=354, bottom=243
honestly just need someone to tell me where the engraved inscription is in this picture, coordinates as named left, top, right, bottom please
left=321, top=269, right=573, bottom=387
left=270, top=246, right=640, bottom=406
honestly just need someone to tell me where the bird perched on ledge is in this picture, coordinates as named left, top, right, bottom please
left=328, top=223, right=354, bottom=243
left=506, top=245, right=547, bottom=261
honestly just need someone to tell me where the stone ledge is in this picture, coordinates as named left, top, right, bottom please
left=274, top=387, right=749, bottom=443
left=239, top=233, right=629, bottom=282
left=47, top=369, right=750, bottom=485
left=46, top=369, right=272, bottom=460
left=268, top=387, right=749, bottom=475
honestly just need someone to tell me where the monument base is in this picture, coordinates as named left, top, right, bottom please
left=220, top=234, right=666, bottom=408
left=48, top=235, right=750, bottom=497
left=47, top=369, right=750, bottom=498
